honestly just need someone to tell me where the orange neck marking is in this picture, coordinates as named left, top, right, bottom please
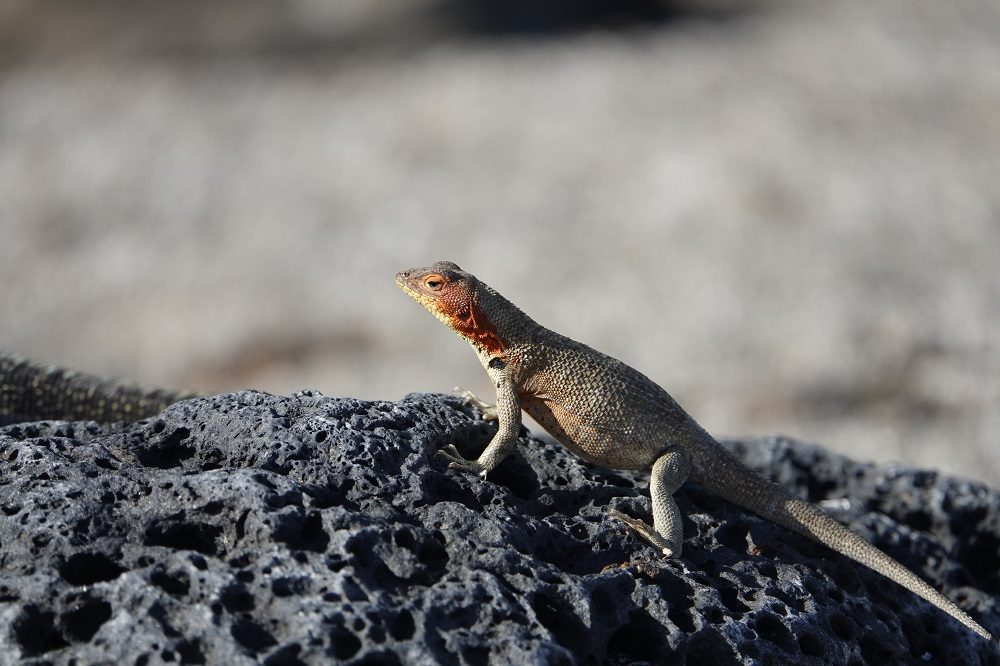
left=448, top=298, right=506, bottom=356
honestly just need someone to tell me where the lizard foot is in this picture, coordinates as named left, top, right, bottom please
left=608, top=508, right=680, bottom=558
left=435, top=444, right=489, bottom=479
left=453, top=387, right=499, bottom=421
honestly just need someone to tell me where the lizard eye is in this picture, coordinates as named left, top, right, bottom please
left=424, top=276, right=444, bottom=290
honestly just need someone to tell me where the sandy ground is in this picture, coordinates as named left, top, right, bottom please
left=2, top=0, right=998, bottom=484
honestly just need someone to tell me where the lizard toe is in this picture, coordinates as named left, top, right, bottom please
left=435, top=446, right=488, bottom=475
left=608, top=509, right=681, bottom=559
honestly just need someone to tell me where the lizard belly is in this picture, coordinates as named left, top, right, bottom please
left=520, top=394, right=659, bottom=471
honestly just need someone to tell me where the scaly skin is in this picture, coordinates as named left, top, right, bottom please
left=0, top=351, right=198, bottom=425
left=397, top=260, right=995, bottom=643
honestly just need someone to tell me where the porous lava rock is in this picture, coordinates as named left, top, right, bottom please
left=0, top=391, right=997, bottom=664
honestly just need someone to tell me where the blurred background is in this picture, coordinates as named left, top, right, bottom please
left=1, top=0, right=998, bottom=484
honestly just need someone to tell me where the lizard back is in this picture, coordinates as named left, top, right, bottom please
left=509, top=329, right=703, bottom=471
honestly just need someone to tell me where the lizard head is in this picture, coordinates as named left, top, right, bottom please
left=396, top=261, right=506, bottom=355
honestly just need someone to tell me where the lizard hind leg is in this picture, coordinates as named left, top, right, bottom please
left=453, top=387, right=499, bottom=421
left=609, top=447, right=690, bottom=558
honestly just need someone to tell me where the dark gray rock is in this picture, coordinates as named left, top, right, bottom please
left=0, top=391, right=997, bottom=665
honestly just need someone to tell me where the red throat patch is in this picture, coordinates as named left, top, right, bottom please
left=444, top=292, right=506, bottom=356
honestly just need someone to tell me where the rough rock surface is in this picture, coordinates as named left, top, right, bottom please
left=0, top=391, right=997, bottom=665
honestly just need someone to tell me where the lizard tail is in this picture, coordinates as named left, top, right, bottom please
left=689, top=439, right=995, bottom=643
left=0, top=351, right=199, bottom=425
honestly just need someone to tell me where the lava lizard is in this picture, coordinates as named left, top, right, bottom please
left=0, top=351, right=197, bottom=426
left=396, top=260, right=994, bottom=643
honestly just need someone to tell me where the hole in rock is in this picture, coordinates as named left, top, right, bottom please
left=220, top=583, right=256, bottom=613
left=329, top=626, right=362, bottom=660
left=62, top=597, right=112, bottom=642
left=388, top=610, right=415, bottom=641
left=176, top=639, right=206, bottom=664
left=59, top=553, right=126, bottom=586
left=149, top=569, right=191, bottom=597
left=14, top=605, right=69, bottom=655
left=532, top=589, right=588, bottom=650
left=798, top=631, right=824, bottom=657
left=607, top=609, right=667, bottom=662
left=263, top=643, right=305, bottom=666
left=273, top=511, right=330, bottom=552
left=143, top=427, right=195, bottom=468
left=686, top=629, right=741, bottom=665
left=231, top=619, right=278, bottom=653
left=754, top=611, right=793, bottom=650
left=145, top=521, right=223, bottom=556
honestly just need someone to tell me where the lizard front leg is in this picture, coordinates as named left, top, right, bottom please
left=437, top=376, right=521, bottom=479
left=609, top=447, right=690, bottom=557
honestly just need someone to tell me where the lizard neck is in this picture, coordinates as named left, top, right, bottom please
left=456, top=283, right=537, bottom=359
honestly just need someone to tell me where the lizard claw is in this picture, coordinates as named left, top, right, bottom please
left=436, top=444, right=488, bottom=477
left=608, top=508, right=679, bottom=559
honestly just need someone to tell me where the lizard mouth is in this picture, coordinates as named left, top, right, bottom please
left=396, top=270, right=471, bottom=337
left=396, top=272, right=441, bottom=315
left=395, top=272, right=423, bottom=301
